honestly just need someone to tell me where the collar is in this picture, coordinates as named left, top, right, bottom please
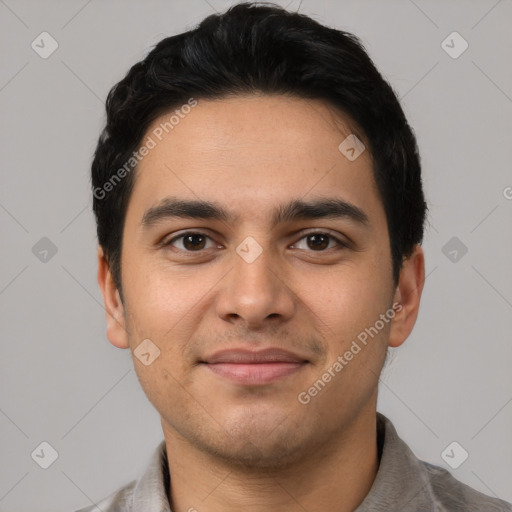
left=128, top=413, right=437, bottom=511
left=355, top=412, right=436, bottom=511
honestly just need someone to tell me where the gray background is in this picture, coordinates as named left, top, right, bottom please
left=1, top=0, right=511, bottom=510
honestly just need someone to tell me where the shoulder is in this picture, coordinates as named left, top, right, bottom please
left=72, top=439, right=169, bottom=512
left=371, top=413, right=512, bottom=512
left=73, top=480, right=136, bottom=512
left=420, top=460, right=512, bottom=511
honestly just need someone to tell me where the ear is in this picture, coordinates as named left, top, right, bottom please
left=97, top=246, right=130, bottom=349
left=388, top=244, right=425, bottom=348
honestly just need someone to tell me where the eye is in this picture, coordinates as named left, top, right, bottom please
left=164, top=232, right=218, bottom=252
left=162, top=230, right=348, bottom=254
left=292, top=232, right=347, bottom=251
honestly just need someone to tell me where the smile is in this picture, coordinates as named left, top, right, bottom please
left=201, top=348, right=309, bottom=385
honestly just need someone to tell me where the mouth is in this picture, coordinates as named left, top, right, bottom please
left=200, top=348, right=309, bottom=385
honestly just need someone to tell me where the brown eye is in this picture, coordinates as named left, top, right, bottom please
left=306, top=233, right=329, bottom=250
left=293, top=232, right=346, bottom=251
left=165, top=232, right=214, bottom=252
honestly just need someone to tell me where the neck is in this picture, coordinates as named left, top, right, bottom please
left=163, top=405, right=380, bottom=512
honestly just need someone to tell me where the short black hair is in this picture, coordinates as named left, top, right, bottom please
left=91, top=1, right=427, bottom=295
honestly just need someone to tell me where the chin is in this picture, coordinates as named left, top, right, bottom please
left=192, top=414, right=317, bottom=471
left=200, top=434, right=306, bottom=471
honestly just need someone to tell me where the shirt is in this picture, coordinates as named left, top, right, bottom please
left=74, top=412, right=512, bottom=511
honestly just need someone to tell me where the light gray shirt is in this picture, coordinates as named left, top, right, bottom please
left=74, top=413, right=512, bottom=511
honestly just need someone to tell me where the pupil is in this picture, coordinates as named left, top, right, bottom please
left=309, top=234, right=328, bottom=250
left=184, top=234, right=205, bottom=250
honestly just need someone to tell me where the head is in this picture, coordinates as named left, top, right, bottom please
left=94, top=2, right=426, bottom=469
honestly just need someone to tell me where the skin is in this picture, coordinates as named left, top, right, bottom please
left=97, top=94, right=425, bottom=512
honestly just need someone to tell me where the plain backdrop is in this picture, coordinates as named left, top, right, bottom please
left=0, top=1, right=511, bottom=511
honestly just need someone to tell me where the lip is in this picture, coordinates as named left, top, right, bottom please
left=201, top=348, right=309, bottom=385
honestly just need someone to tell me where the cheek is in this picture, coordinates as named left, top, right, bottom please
left=123, top=268, right=198, bottom=404
left=300, top=270, right=390, bottom=408
left=123, top=258, right=194, bottom=326
left=307, top=265, right=391, bottom=341
left=122, top=257, right=219, bottom=363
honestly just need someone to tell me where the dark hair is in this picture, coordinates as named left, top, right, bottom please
left=91, top=1, right=427, bottom=295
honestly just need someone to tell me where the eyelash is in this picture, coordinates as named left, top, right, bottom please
left=162, top=230, right=349, bottom=254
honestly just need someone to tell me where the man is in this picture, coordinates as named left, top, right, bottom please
left=79, top=2, right=511, bottom=511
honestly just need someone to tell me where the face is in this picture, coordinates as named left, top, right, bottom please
left=99, top=94, right=423, bottom=469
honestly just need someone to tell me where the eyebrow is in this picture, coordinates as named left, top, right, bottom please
left=141, top=196, right=370, bottom=230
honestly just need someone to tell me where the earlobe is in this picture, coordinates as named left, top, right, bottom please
left=96, top=246, right=130, bottom=349
left=388, top=245, right=425, bottom=348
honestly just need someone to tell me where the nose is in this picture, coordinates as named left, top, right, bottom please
left=215, top=238, right=296, bottom=330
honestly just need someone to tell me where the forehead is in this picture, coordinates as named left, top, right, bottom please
left=145, top=94, right=365, bottom=161
left=126, top=94, right=383, bottom=228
